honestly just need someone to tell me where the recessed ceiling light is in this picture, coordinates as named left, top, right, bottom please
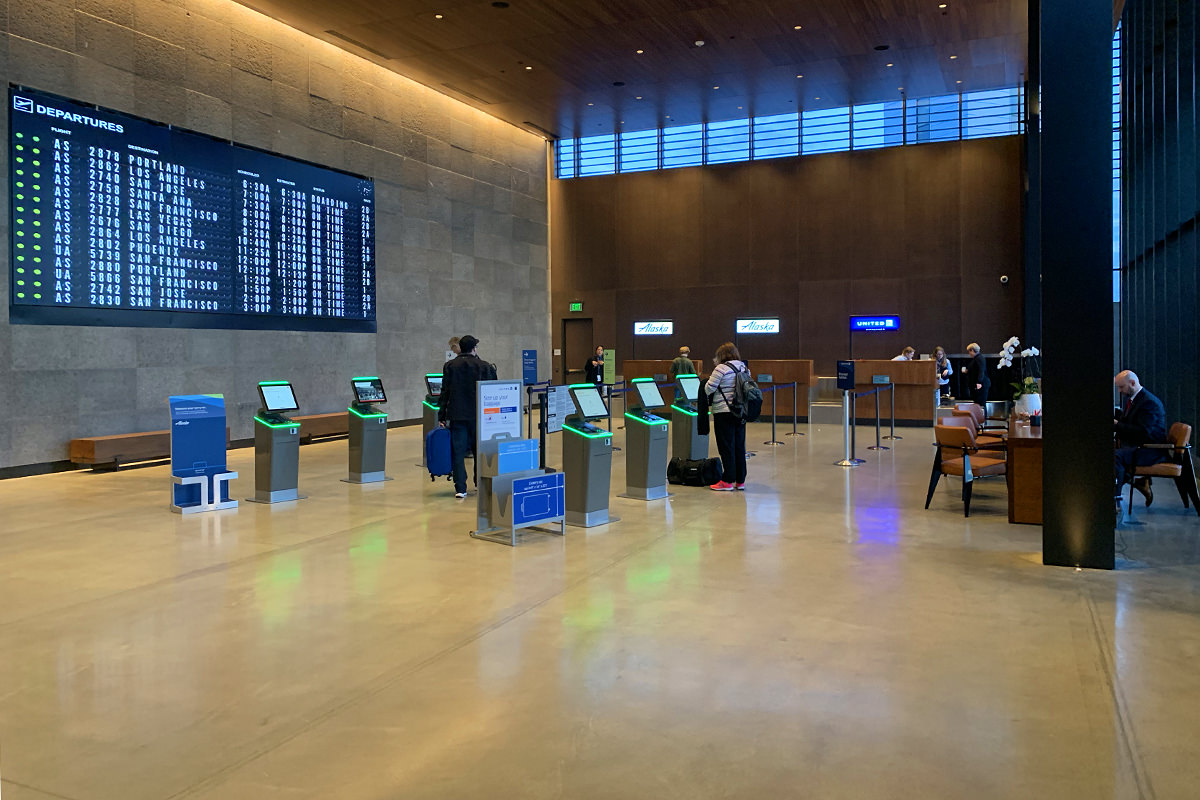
left=636, top=49, right=644, bottom=54
left=886, top=63, right=894, bottom=67
left=950, top=55, right=958, bottom=60
left=737, top=106, right=743, bottom=109
left=525, top=65, right=533, bottom=70
left=939, top=3, right=948, bottom=8
left=796, top=74, right=803, bottom=78
left=636, top=96, right=643, bottom=100
left=956, top=80, right=963, bottom=84
left=434, top=13, right=444, bottom=19
left=713, top=85, right=719, bottom=90
left=793, top=25, right=802, bottom=30
left=815, top=96, right=820, bottom=100
left=587, top=102, right=594, bottom=106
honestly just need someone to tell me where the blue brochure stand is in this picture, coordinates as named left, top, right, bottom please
left=169, top=394, right=238, bottom=514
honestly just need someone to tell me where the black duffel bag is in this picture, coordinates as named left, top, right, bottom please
left=667, top=456, right=724, bottom=487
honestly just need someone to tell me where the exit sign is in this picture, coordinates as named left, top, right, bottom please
left=569, top=302, right=583, bottom=312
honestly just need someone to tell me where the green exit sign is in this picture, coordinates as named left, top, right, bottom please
left=569, top=301, right=583, bottom=312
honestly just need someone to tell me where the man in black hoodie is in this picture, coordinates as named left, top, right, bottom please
left=438, top=335, right=497, bottom=498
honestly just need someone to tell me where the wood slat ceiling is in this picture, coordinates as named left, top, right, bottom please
left=238, top=0, right=1028, bottom=139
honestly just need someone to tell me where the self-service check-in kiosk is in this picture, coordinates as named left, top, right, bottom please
left=346, top=377, right=390, bottom=484
left=252, top=381, right=302, bottom=503
left=562, top=383, right=617, bottom=527
left=419, top=373, right=442, bottom=466
left=671, top=374, right=709, bottom=461
left=622, top=378, right=670, bottom=501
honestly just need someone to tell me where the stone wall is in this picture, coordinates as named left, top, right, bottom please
left=0, top=0, right=550, bottom=468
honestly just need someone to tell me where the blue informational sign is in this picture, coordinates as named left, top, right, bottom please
left=850, top=315, right=901, bottom=331
left=511, top=472, right=566, bottom=526
left=170, top=394, right=230, bottom=507
left=836, top=361, right=856, bottom=390
left=522, top=349, right=538, bottom=385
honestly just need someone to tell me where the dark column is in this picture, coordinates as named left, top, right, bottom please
left=1038, top=0, right=1115, bottom=569
left=1022, top=0, right=1041, bottom=345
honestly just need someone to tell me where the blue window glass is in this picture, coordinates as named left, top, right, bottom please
left=852, top=101, right=904, bottom=150
left=753, top=113, right=800, bottom=159
left=802, top=107, right=851, bottom=154
left=556, top=138, right=577, bottom=179
left=662, top=123, right=704, bottom=168
left=706, top=118, right=750, bottom=164
left=620, top=129, right=659, bottom=173
left=906, top=93, right=960, bottom=143
left=578, top=134, right=616, bottom=176
left=962, top=88, right=1022, bottom=139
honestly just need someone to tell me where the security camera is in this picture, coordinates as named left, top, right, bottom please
left=1000, top=275, right=1010, bottom=285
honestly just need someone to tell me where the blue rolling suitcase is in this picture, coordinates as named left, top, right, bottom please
left=425, top=426, right=453, bottom=481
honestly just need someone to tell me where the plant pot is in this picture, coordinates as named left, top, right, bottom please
left=1015, top=393, right=1042, bottom=417
left=1029, top=416, right=1041, bottom=427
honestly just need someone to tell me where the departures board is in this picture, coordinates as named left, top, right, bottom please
left=8, top=86, right=376, bottom=332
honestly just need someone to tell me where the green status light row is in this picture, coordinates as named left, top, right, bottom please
left=13, top=132, right=44, bottom=300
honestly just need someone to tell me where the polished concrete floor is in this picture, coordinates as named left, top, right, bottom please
left=2, top=422, right=1199, bottom=800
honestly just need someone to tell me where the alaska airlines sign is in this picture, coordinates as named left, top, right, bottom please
left=735, top=318, right=780, bottom=334
left=633, top=321, right=673, bottom=335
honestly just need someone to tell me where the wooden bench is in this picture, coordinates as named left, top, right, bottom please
left=69, top=412, right=354, bottom=468
left=70, top=428, right=231, bottom=468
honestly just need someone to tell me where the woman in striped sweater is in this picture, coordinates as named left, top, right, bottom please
left=704, top=342, right=749, bottom=491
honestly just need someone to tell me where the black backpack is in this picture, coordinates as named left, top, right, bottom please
left=719, top=365, right=763, bottom=422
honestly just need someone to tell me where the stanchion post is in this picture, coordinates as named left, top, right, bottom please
left=883, top=383, right=902, bottom=440
left=764, top=386, right=783, bottom=446
left=786, top=381, right=804, bottom=436
left=836, top=389, right=862, bottom=466
left=538, top=390, right=548, bottom=471
left=868, top=389, right=889, bottom=451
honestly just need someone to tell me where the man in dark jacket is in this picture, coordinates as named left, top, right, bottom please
left=963, top=342, right=991, bottom=408
left=438, top=335, right=498, bottom=498
left=1114, top=370, right=1169, bottom=505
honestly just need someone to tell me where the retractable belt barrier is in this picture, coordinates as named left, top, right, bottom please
left=836, top=384, right=896, bottom=467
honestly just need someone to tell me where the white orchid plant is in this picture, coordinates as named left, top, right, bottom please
left=997, top=337, right=1042, bottom=400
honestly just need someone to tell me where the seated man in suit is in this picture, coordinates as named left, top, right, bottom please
left=1114, top=370, right=1169, bottom=506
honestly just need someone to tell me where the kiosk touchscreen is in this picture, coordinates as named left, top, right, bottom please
left=569, top=385, right=609, bottom=430
left=677, top=374, right=700, bottom=404
left=352, top=377, right=387, bottom=405
left=633, top=380, right=666, bottom=412
left=252, top=381, right=302, bottom=503
left=424, top=374, right=443, bottom=398
left=259, top=382, right=299, bottom=415
left=346, top=376, right=389, bottom=484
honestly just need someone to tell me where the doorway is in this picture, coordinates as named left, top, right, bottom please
left=562, top=317, right=593, bottom=384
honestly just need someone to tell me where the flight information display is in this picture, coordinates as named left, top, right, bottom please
left=8, top=86, right=375, bottom=331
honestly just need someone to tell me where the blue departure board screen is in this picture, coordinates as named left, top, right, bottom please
left=8, top=86, right=375, bottom=332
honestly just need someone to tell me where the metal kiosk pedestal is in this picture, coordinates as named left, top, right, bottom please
left=250, top=380, right=304, bottom=504
left=621, top=378, right=670, bottom=501
left=671, top=374, right=709, bottom=460
left=346, top=376, right=391, bottom=484
left=562, top=384, right=618, bottom=527
left=418, top=373, right=442, bottom=467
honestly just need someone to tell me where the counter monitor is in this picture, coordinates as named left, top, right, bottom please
left=677, top=374, right=700, bottom=402
left=425, top=374, right=443, bottom=397
left=570, top=385, right=609, bottom=420
left=352, top=377, right=386, bottom=404
left=633, top=380, right=665, bottom=409
left=258, top=382, right=299, bottom=413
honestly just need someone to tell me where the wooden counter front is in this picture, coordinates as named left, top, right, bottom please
left=621, top=359, right=815, bottom=419
left=1006, top=420, right=1043, bottom=524
left=852, top=360, right=938, bottom=424
left=622, top=359, right=702, bottom=381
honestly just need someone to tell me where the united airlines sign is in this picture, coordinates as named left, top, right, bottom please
left=736, top=318, right=780, bottom=334
left=633, top=321, right=673, bottom=335
left=850, top=315, right=901, bottom=331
